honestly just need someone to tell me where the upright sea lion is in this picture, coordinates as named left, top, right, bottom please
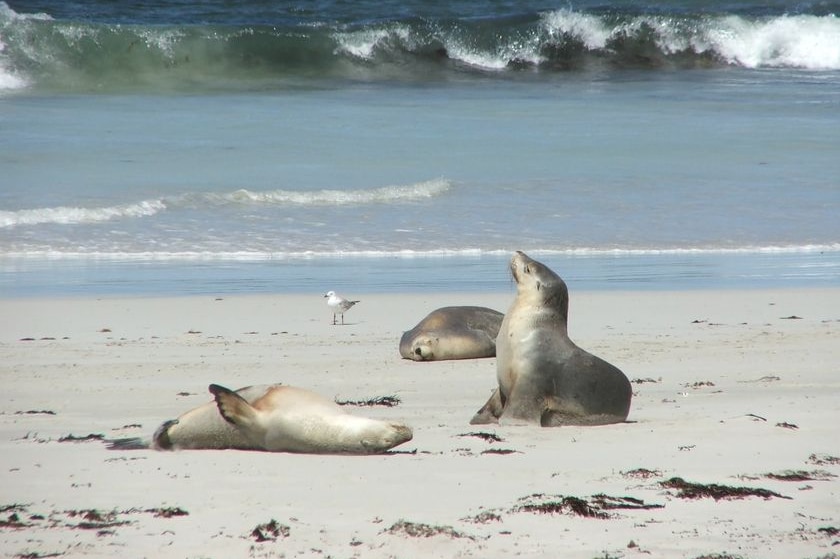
left=113, top=384, right=413, bottom=454
left=399, top=306, right=504, bottom=361
left=470, top=251, right=632, bottom=427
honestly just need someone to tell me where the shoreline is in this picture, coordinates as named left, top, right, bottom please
left=2, top=288, right=838, bottom=558
left=2, top=249, right=839, bottom=298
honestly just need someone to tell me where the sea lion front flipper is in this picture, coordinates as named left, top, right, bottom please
left=209, top=383, right=260, bottom=430
left=469, top=388, right=503, bottom=425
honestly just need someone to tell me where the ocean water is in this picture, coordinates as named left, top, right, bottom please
left=1, top=0, right=839, bottom=297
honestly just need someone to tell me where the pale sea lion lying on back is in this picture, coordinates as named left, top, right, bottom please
left=111, top=384, right=413, bottom=455
left=399, top=306, right=504, bottom=361
left=471, top=251, right=632, bottom=427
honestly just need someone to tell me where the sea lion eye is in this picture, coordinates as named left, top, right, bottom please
left=523, top=265, right=530, bottom=274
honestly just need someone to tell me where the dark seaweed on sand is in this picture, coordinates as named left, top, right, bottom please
left=809, top=453, right=840, bottom=466
left=147, top=507, right=188, bottom=518
left=249, top=519, right=290, bottom=542
left=765, top=469, right=836, bottom=482
left=621, top=468, right=663, bottom=479
left=0, top=512, right=31, bottom=529
left=462, top=511, right=502, bottom=524
left=514, top=493, right=663, bottom=519
left=66, top=509, right=129, bottom=530
left=590, top=494, right=664, bottom=511
left=58, top=433, right=105, bottom=443
left=660, top=477, right=790, bottom=500
left=516, top=494, right=607, bottom=518
left=457, top=432, right=503, bottom=443
left=335, top=395, right=401, bottom=407
left=481, top=448, right=519, bottom=455
left=385, top=520, right=472, bottom=540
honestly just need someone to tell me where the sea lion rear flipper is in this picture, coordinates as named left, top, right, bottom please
left=106, top=437, right=151, bottom=450
left=209, top=383, right=260, bottom=429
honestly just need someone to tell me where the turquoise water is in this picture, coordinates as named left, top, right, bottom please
left=1, top=1, right=839, bottom=296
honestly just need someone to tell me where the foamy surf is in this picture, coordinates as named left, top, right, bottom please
left=0, top=180, right=451, bottom=229
left=0, top=200, right=167, bottom=228
left=707, top=15, right=840, bottom=70
left=225, top=179, right=451, bottom=206
left=538, top=10, right=840, bottom=70
left=4, top=244, right=838, bottom=262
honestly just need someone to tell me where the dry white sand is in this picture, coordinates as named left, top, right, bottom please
left=1, top=288, right=838, bottom=558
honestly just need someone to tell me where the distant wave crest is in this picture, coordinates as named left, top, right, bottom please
left=0, top=180, right=450, bottom=228
left=224, top=179, right=451, bottom=206
left=0, top=200, right=166, bottom=228
left=2, top=1, right=839, bottom=92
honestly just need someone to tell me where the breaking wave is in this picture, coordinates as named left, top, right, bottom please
left=2, top=1, right=839, bottom=93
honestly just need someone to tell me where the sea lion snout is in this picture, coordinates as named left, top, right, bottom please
left=510, top=250, right=541, bottom=286
left=387, top=423, right=414, bottom=445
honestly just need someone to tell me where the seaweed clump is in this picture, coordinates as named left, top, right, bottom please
left=515, top=494, right=607, bottom=518
left=457, top=432, right=503, bottom=443
left=249, top=519, right=290, bottom=542
left=385, top=520, right=472, bottom=540
left=661, top=477, right=790, bottom=501
left=336, top=395, right=401, bottom=407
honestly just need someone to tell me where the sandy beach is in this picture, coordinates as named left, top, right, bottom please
left=1, top=288, right=838, bottom=558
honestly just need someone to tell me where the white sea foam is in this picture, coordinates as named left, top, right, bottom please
left=541, top=9, right=612, bottom=50
left=137, top=27, right=185, bottom=57
left=539, top=9, right=840, bottom=69
left=4, top=244, right=838, bottom=262
left=333, top=24, right=412, bottom=59
left=0, top=56, right=27, bottom=90
left=707, top=15, right=840, bottom=69
left=224, top=179, right=451, bottom=206
left=0, top=200, right=167, bottom=228
left=0, top=180, right=450, bottom=229
left=0, top=2, right=54, bottom=91
left=0, top=1, right=52, bottom=22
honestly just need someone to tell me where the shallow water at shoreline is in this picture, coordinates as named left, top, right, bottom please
left=2, top=250, right=838, bottom=298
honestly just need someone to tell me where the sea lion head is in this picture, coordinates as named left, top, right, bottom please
left=359, top=421, right=414, bottom=453
left=510, top=251, right=569, bottom=320
left=407, top=335, right=438, bottom=361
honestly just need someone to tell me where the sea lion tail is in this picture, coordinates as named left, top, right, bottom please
left=209, top=383, right=260, bottom=429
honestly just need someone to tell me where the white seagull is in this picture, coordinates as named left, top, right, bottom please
left=324, top=290, right=360, bottom=325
